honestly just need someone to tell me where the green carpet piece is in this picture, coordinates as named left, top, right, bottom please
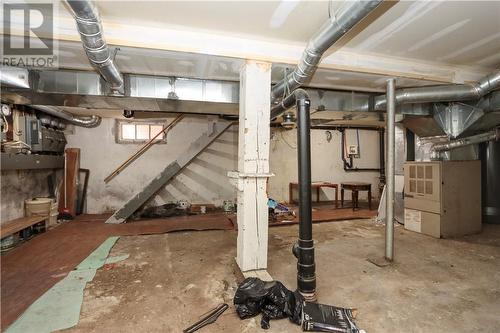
left=6, top=236, right=123, bottom=333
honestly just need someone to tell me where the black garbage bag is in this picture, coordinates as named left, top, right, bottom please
left=234, top=277, right=304, bottom=329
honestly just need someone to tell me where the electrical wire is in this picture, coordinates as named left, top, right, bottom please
left=280, top=130, right=297, bottom=149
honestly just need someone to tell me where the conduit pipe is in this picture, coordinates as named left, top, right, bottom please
left=31, top=105, right=102, bottom=128
left=430, top=128, right=500, bottom=160
left=270, top=0, right=383, bottom=102
left=385, top=78, right=395, bottom=261
left=364, top=70, right=500, bottom=111
left=65, top=0, right=124, bottom=90
left=271, top=89, right=316, bottom=300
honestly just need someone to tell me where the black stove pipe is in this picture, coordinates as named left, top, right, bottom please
left=271, top=89, right=316, bottom=300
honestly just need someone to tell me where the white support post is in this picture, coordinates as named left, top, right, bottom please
left=234, top=60, right=272, bottom=272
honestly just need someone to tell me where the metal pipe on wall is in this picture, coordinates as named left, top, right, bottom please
left=64, top=0, right=124, bottom=90
left=270, top=0, right=383, bottom=102
left=360, top=70, right=500, bottom=111
left=385, top=79, right=396, bottom=261
left=31, top=105, right=102, bottom=128
left=430, top=128, right=499, bottom=160
left=271, top=89, right=316, bottom=300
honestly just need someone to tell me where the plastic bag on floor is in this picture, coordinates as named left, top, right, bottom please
left=233, top=277, right=303, bottom=329
left=302, top=302, right=361, bottom=333
left=234, top=277, right=362, bottom=332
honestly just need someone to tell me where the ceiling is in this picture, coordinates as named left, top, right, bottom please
left=55, top=0, right=500, bottom=69
left=53, top=39, right=436, bottom=93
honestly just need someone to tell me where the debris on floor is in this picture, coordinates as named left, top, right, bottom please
left=183, top=303, right=229, bottom=333
left=268, top=198, right=295, bottom=222
left=234, top=277, right=362, bottom=332
left=131, top=202, right=192, bottom=219
left=234, top=277, right=303, bottom=329
left=302, top=302, right=361, bottom=333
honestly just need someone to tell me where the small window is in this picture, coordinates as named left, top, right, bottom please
left=116, top=120, right=167, bottom=144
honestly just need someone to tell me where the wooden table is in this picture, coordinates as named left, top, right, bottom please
left=341, top=182, right=372, bottom=210
left=289, top=182, right=338, bottom=208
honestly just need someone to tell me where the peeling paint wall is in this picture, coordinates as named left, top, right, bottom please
left=1, top=170, right=59, bottom=224
left=65, top=117, right=381, bottom=214
left=65, top=116, right=238, bottom=214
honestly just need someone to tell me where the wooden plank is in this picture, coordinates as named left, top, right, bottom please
left=1, top=215, right=48, bottom=238
left=58, top=148, right=80, bottom=216
left=0, top=153, right=64, bottom=170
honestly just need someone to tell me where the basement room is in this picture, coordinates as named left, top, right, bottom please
left=1, top=0, right=499, bottom=332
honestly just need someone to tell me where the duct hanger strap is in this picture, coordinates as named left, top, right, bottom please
left=65, top=0, right=123, bottom=91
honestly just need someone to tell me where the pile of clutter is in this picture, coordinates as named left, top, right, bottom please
left=234, top=277, right=363, bottom=332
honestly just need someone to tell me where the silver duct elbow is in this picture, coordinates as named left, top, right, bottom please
left=0, top=66, right=30, bottom=89
left=430, top=128, right=500, bottom=160
left=65, top=0, right=123, bottom=90
left=31, top=105, right=102, bottom=128
left=271, top=0, right=383, bottom=102
left=370, top=70, right=500, bottom=111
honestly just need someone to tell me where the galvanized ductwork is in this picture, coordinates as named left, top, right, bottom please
left=0, top=66, right=30, bottom=89
left=430, top=127, right=500, bottom=160
left=364, top=70, right=500, bottom=111
left=65, top=0, right=124, bottom=90
left=31, top=105, right=102, bottom=128
left=270, top=0, right=383, bottom=102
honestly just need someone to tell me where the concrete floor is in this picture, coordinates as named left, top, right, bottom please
left=64, top=219, right=500, bottom=333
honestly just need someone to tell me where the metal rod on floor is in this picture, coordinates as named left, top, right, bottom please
left=385, top=78, right=396, bottom=261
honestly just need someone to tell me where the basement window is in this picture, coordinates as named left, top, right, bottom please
left=116, top=120, right=167, bottom=144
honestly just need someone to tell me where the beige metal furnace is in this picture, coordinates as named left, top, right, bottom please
left=404, top=160, right=481, bottom=238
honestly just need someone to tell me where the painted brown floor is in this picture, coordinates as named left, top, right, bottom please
left=0, top=213, right=233, bottom=331
left=66, top=220, right=500, bottom=333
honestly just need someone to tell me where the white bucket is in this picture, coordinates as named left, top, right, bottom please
left=25, top=198, right=52, bottom=217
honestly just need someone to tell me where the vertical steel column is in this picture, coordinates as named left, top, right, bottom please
left=385, top=79, right=396, bottom=261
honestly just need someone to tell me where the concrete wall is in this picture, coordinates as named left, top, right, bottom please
left=269, top=128, right=382, bottom=203
left=65, top=116, right=238, bottom=214
left=65, top=117, right=381, bottom=214
left=1, top=170, right=58, bottom=224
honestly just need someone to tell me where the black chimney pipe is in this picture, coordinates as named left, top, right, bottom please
left=271, top=89, right=316, bottom=300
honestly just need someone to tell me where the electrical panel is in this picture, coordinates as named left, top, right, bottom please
left=13, top=111, right=66, bottom=154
